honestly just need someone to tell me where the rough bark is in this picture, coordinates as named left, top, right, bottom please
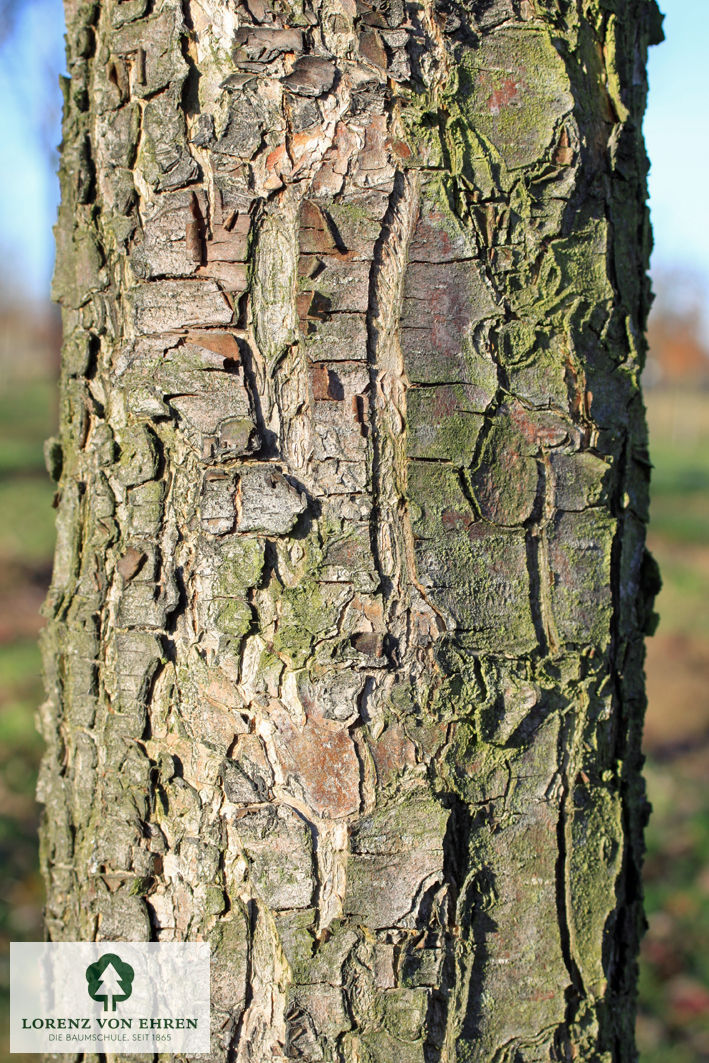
left=42, top=0, right=663, bottom=1059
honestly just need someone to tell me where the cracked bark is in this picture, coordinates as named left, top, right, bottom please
left=42, top=0, right=663, bottom=1059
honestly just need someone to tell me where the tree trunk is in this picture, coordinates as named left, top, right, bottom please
left=41, top=0, right=663, bottom=1058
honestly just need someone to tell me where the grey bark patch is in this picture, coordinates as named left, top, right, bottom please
left=413, top=523, right=537, bottom=652
left=252, top=203, right=300, bottom=366
left=345, top=792, right=449, bottom=928
left=407, top=201, right=477, bottom=263
left=283, top=56, right=336, bottom=96
left=117, top=425, right=158, bottom=486
left=234, top=26, right=304, bottom=62
left=140, top=90, right=200, bottom=192
left=209, top=906, right=250, bottom=1017
left=214, top=92, right=274, bottom=158
left=237, top=466, right=307, bottom=534
left=170, top=394, right=253, bottom=450
left=96, top=890, right=151, bottom=941
left=458, top=28, right=574, bottom=171
left=114, top=631, right=162, bottom=706
left=274, top=908, right=317, bottom=984
left=215, top=416, right=260, bottom=459
left=357, top=1031, right=427, bottom=1063
left=406, top=385, right=484, bottom=462
left=132, top=189, right=207, bottom=278
left=201, top=475, right=237, bottom=535
left=130, top=279, right=233, bottom=332
left=116, top=546, right=147, bottom=581
left=298, top=670, right=366, bottom=724
left=237, top=805, right=314, bottom=909
left=223, top=767, right=266, bottom=806
left=401, top=260, right=496, bottom=333
left=549, top=451, right=612, bottom=511
left=469, top=414, right=539, bottom=525
left=301, top=259, right=372, bottom=313
left=113, top=6, right=187, bottom=97
left=222, top=735, right=273, bottom=803
left=547, top=508, right=615, bottom=648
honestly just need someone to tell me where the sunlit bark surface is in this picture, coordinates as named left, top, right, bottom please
left=42, top=0, right=662, bottom=1058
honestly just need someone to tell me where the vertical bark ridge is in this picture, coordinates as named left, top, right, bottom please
left=367, top=168, right=444, bottom=657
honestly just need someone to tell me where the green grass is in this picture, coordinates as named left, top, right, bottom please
left=0, top=439, right=47, bottom=478
left=0, top=479, right=56, bottom=563
left=0, top=640, right=43, bottom=693
left=0, top=636, right=44, bottom=1063
left=649, top=551, right=709, bottom=638
left=650, top=494, right=709, bottom=545
left=0, top=377, right=53, bottom=1059
left=650, top=442, right=709, bottom=496
left=0, top=639, right=44, bottom=1039
left=639, top=399, right=709, bottom=1059
left=648, top=440, right=709, bottom=544
left=639, top=758, right=709, bottom=1060
left=0, top=377, right=57, bottom=564
left=639, top=1047, right=701, bottom=1063
left=646, top=421, right=709, bottom=636
left=0, top=640, right=44, bottom=812
left=0, top=378, right=56, bottom=439
left=0, top=379, right=56, bottom=477
left=0, top=640, right=44, bottom=821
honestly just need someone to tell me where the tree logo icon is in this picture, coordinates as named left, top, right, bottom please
left=85, top=953, right=135, bottom=1012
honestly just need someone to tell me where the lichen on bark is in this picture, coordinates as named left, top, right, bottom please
left=42, top=0, right=663, bottom=1058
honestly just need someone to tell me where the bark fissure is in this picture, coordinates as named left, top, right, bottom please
left=366, top=169, right=419, bottom=585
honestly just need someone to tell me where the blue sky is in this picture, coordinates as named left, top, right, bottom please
left=645, top=0, right=709, bottom=300
left=0, top=0, right=64, bottom=296
left=0, top=0, right=706, bottom=303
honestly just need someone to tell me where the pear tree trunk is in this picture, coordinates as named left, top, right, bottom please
left=42, top=0, right=662, bottom=1058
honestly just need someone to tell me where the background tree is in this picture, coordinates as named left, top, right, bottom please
left=42, top=0, right=663, bottom=1058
